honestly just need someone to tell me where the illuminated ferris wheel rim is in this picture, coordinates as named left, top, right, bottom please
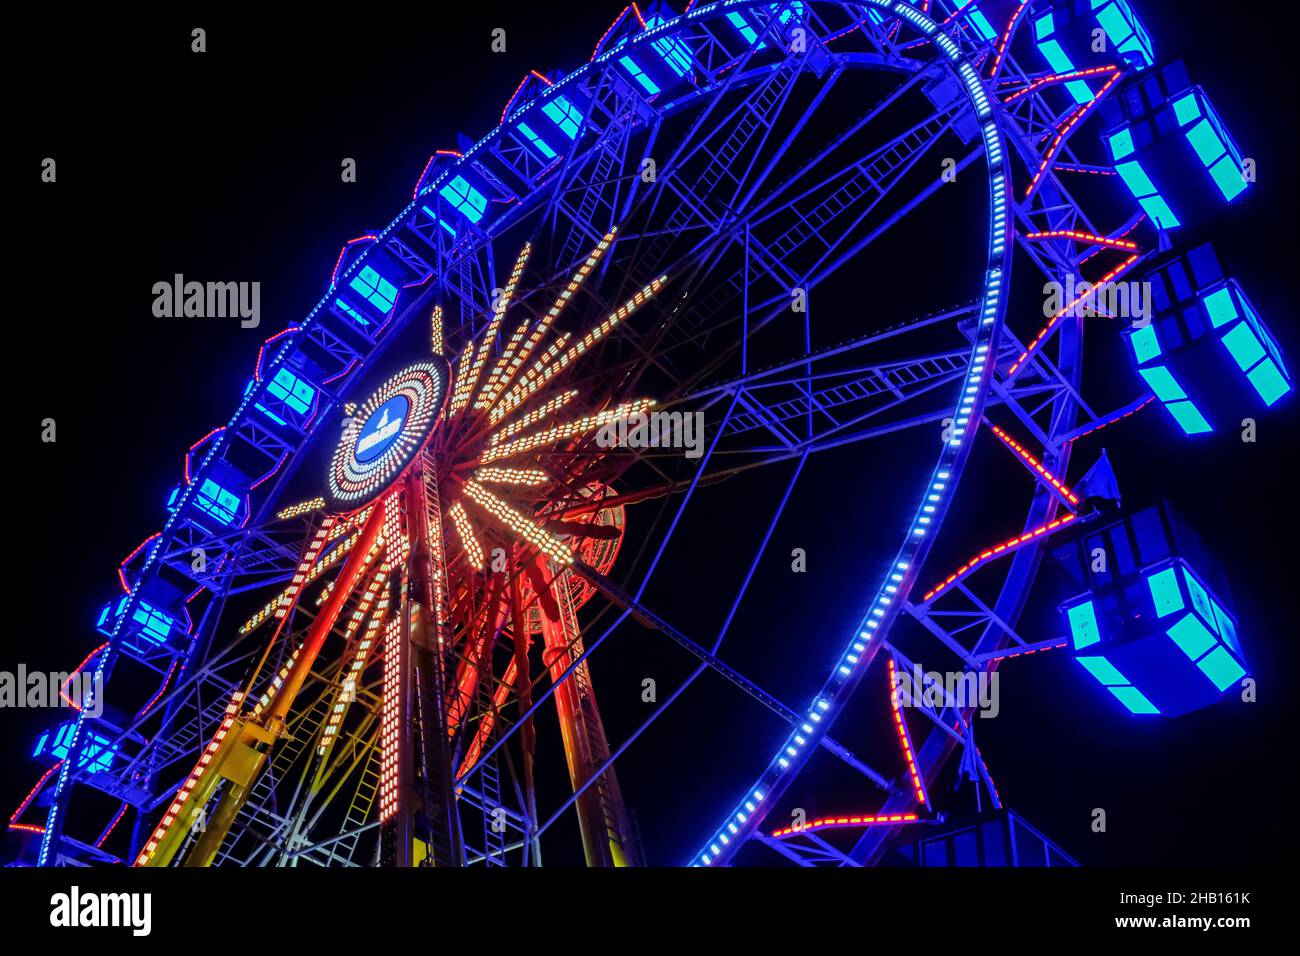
left=41, top=1, right=1027, bottom=867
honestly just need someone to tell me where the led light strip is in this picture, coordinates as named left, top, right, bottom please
left=986, top=0, right=1027, bottom=78
left=470, top=243, right=532, bottom=410
left=447, top=501, right=485, bottom=568
left=770, top=813, right=918, bottom=839
left=430, top=304, right=444, bottom=356
left=239, top=520, right=339, bottom=634
left=473, top=465, right=550, bottom=486
left=989, top=425, right=1080, bottom=504
left=448, top=341, right=476, bottom=417
left=921, top=513, right=1078, bottom=603
left=1023, top=68, right=1122, bottom=199
left=462, top=479, right=573, bottom=565
left=252, top=644, right=305, bottom=717
left=1021, top=229, right=1138, bottom=251
left=1064, top=394, right=1156, bottom=441
left=495, top=277, right=666, bottom=422
left=9, top=764, right=60, bottom=831
left=487, top=389, right=579, bottom=445
left=480, top=399, right=656, bottom=464
left=1002, top=64, right=1119, bottom=104
left=982, top=639, right=1068, bottom=663
left=491, top=333, right=572, bottom=423
left=378, top=616, right=402, bottom=822
left=319, top=573, right=391, bottom=755
left=485, top=230, right=618, bottom=415
left=1008, top=254, right=1140, bottom=374
left=276, top=496, right=325, bottom=520
left=380, top=493, right=410, bottom=572
left=887, top=658, right=929, bottom=807
left=135, top=692, right=244, bottom=865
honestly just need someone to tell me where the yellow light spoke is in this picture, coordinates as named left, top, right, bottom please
left=276, top=497, right=325, bottom=520
left=430, top=304, right=444, bottom=356
left=447, top=501, right=485, bottom=568
left=479, top=320, right=532, bottom=410
left=480, top=399, right=655, bottom=464
left=493, top=276, right=665, bottom=422
left=463, top=479, right=573, bottom=565
left=483, top=229, right=617, bottom=413
left=468, top=243, right=532, bottom=410
left=487, top=389, right=578, bottom=447
left=473, top=465, right=550, bottom=486
left=448, top=340, right=476, bottom=417
left=239, top=519, right=342, bottom=635
left=252, top=644, right=304, bottom=717
left=318, top=570, right=391, bottom=755
left=491, top=333, right=573, bottom=423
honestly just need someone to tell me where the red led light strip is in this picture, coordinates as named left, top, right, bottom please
left=983, top=639, right=1068, bottom=664
left=1023, top=68, right=1121, bottom=199
left=1008, top=253, right=1140, bottom=375
left=59, top=642, right=109, bottom=710
left=118, top=532, right=162, bottom=592
left=1053, top=163, right=1117, bottom=176
left=771, top=813, right=919, bottom=839
left=1069, top=394, right=1156, bottom=441
left=922, top=513, right=1079, bottom=603
left=988, top=1, right=1028, bottom=78
left=500, top=69, right=554, bottom=123
left=1022, top=229, right=1138, bottom=251
left=989, top=425, right=1080, bottom=505
left=1080, top=215, right=1146, bottom=265
left=1003, top=64, right=1118, bottom=104
left=888, top=658, right=929, bottom=808
left=9, top=763, right=60, bottom=829
left=378, top=614, right=402, bottom=823
left=96, top=802, right=128, bottom=848
left=592, top=5, right=634, bottom=60
left=134, top=692, right=244, bottom=865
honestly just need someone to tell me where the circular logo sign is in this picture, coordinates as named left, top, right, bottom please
left=355, top=394, right=410, bottom=464
left=327, top=361, right=449, bottom=507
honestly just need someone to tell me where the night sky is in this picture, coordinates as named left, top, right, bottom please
left=7, top=1, right=1297, bottom=868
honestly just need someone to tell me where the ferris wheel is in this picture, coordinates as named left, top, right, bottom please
left=15, top=0, right=1283, bottom=868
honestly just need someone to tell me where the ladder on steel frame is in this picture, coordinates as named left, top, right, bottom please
left=640, top=53, right=803, bottom=269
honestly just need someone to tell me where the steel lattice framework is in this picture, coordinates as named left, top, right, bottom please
left=16, top=0, right=1222, bottom=868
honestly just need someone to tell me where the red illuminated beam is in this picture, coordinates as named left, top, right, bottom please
left=1002, top=64, right=1119, bottom=104
left=989, top=424, right=1080, bottom=506
left=1008, top=253, right=1141, bottom=376
left=987, top=1, right=1029, bottom=79
left=887, top=659, right=929, bottom=809
left=921, top=513, right=1079, bottom=604
left=1023, top=67, right=1122, bottom=200
left=1056, top=393, right=1156, bottom=443
left=771, top=813, right=919, bottom=839
left=977, top=638, right=1069, bottom=665
left=1022, top=229, right=1138, bottom=252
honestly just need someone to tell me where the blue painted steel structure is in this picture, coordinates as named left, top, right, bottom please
left=17, top=0, right=1283, bottom=868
